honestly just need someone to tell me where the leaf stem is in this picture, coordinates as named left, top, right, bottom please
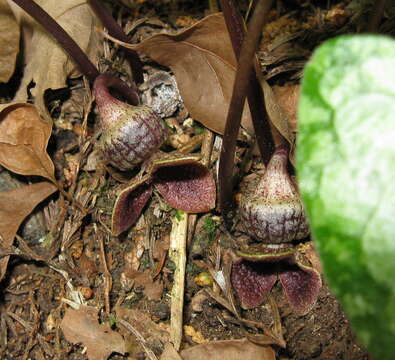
left=219, top=0, right=275, bottom=164
left=218, top=0, right=273, bottom=224
left=87, top=0, right=144, bottom=84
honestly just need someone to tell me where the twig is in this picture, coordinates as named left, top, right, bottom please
left=87, top=0, right=144, bottom=83
left=118, top=318, right=158, bottom=360
left=218, top=0, right=274, bottom=224
left=169, top=211, right=188, bottom=351
left=96, top=225, right=112, bottom=314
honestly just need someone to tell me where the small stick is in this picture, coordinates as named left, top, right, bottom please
left=96, top=225, right=112, bottom=314
left=169, top=211, right=188, bottom=351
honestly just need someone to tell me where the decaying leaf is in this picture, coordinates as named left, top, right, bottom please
left=261, top=80, right=295, bottom=160
left=160, top=343, right=184, bottom=360
left=10, top=0, right=100, bottom=116
left=116, top=306, right=169, bottom=344
left=179, top=338, right=275, bottom=360
left=0, top=181, right=57, bottom=281
left=124, top=13, right=254, bottom=136
left=61, top=305, right=126, bottom=360
left=273, top=84, right=300, bottom=132
left=0, top=103, right=55, bottom=181
left=0, top=0, right=20, bottom=83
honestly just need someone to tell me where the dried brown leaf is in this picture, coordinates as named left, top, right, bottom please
left=0, top=103, right=55, bottom=181
left=179, top=338, right=275, bottom=360
left=11, top=0, right=100, bottom=116
left=160, top=343, right=184, bottom=360
left=61, top=305, right=126, bottom=360
left=0, top=0, right=19, bottom=83
left=273, top=84, right=300, bottom=132
left=261, top=80, right=295, bottom=162
left=116, top=306, right=169, bottom=344
left=0, top=181, right=57, bottom=281
left=125, top=13, right=253, bottom=136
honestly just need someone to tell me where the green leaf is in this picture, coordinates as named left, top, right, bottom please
left=297, top=35, right=395, bottom=360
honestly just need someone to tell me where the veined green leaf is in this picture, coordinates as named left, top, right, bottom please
left=297, top=35, right=395, bottom=360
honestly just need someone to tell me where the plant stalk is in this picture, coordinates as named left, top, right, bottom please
left=219, top=0, right=274, bottom=164
left=87, top=0, right=144, bottom=84
left=218, top=0, right=273, bottom=224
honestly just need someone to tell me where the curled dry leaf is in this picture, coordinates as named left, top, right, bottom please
left=0, top=103, right=55, bottom=181
left=0, top=0, right=19, bottom=83
left=60, top=305, right=126, bottom=360
left=10, top=0, right=100, bottom=115
left=179, top=338, right=275, bottom=360
left=122, top=13, right=254, bottom=136
left=0, top=181, right=57, bottom=281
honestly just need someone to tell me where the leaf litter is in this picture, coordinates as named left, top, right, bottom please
left=0, top=1, right=374, bottom=360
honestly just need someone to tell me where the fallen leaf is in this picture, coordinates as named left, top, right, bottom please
left=126, top=269, right=164, bottom=301
left=0, top=0, right=19, bottom=83
left=0, top=103, right=55, bottom=181
left=160, top=343, right=184, bottom=360
left=261, top=80, right=295, bottom=161
left=179, top=338, right=275, bottom=360
left=61, top=305, right=126, bottom=360
left=116, top=306, right=170, bottom=344
left=0, top=181, right=57, bottom=281
left=273, top=84, right=300, bottom=132
left=10, top=0, right=101, bottom=116
left=124, top=13, right=254, bottom=136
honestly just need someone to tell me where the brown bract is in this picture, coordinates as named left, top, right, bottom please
left=60, top=305, right=126, bottom=360
left=0, top=103, right=55, bottom=181
left=0, top=181, right=57, bottom=281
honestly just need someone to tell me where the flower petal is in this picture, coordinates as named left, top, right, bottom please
left=112, top=175, right=153, bottom=235
left=231, top=259, right=277, bottom=309
left=279, top=263, right=321, bottom=315
left=152, top=155, right=216, bottom=213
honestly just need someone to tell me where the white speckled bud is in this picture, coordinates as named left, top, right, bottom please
left=239, top=147, right=309, bottom=244
left=93, top=74, right=168, bottom=171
